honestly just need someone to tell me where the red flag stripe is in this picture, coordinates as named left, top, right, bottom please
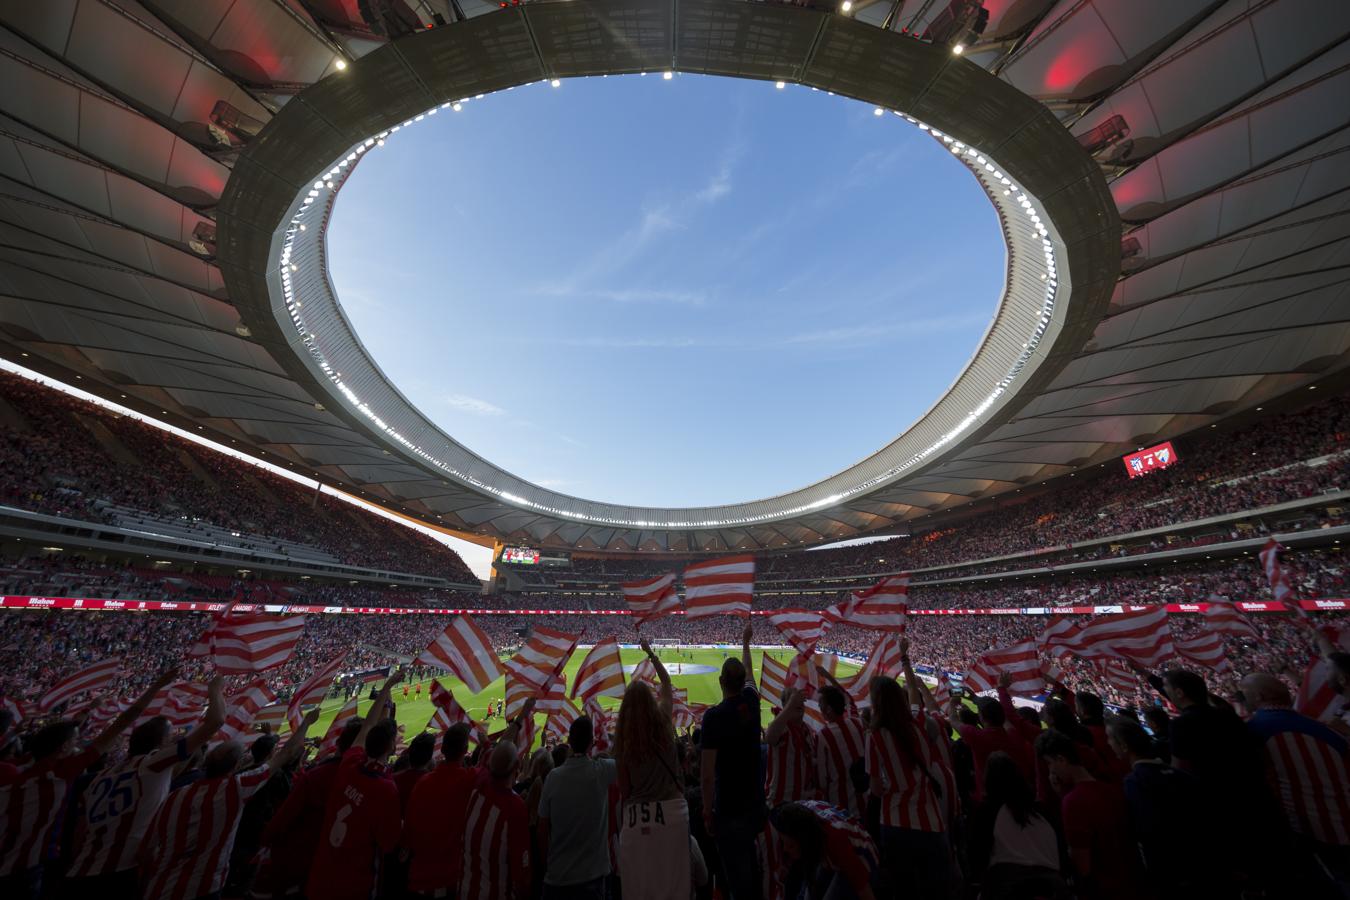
left=39, top=659, right=121, bottom=712
left=415, top=615, right=504, bottom=694
left=287, top=652, right=347, bottom=730
left=683, top=555, right=754, bottom=619
left=571, top=637, right=626, bottom=702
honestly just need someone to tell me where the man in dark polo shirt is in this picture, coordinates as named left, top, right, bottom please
left=700, top=622, right=764, bottom=900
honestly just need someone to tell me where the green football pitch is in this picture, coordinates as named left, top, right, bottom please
left=307, top=647, right=860, bottom=743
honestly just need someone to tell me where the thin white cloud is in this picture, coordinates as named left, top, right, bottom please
left=537, top=286, right=708, bottom=306
left=442, top=393, right=506, bottom=416
left=782, top=313, right=990, bottom=347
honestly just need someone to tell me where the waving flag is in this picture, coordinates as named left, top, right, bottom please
left=1042, top=607, right=1174, bottom=668
left=320, top=696, right=359, bottom=753
left=188, top=612, right=305, bottom=675
left=682, top=555, right=754, bottom=619
left=544, top=696, right=582, bottom=743
left=415, top=616, right=504, bottom=694
left=1095, top=659, right=1138, bottom=695
left=1037, top=616, right=1082, bottom=657
left=504, top=627, right=580, bottom=717
left=585, top=698, right=613, bottom=754
left=826, top=574, right=909, bottom=632
left=40, top=659, right=122, bottom=712
left=1296, top=658, right=1343, bottom=723
left=1202, top=596, right=1260, bottom=639
left=768, top=609, right=832, bottom=656
left=139, top=681, right=209, bottom=728
left=759, top=653, right=790, bottom=705
left=1259, top=538, right=1296, bottom=608
left=218, top=680, right=276, bottom=742
left=427, top=680, right=476, bottom=732
left=930, top=674, right=952, bottom=708
left=572, top=637, right=626, bottom=702
left=1175, top=632, right=1231, bottom=673
left=963, top=642, right=1044, bottom=697
left=630, top=656, right=658, bottom=686
left=255, top=702, right=286, bottom=731
left=840, top=634, right=903, bottom=703
left=287, top=652, right=347, bottom=730
left=623, top=573, right=682, bottom=626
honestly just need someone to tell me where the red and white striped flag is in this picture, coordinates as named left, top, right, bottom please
left=840, top=633, right=904, bottom=703
left=964, top=642, right=1044, bottom=697
left=1295, top=658, right=1343, bottom=723
left=931, top=674, right=952, bottom=708
left=1259, top=538, right=1298, bottom=609
left=83, top=695, right=130, bottom=733
left=1175, top=632, right=1231, bottom=674
left=544, top=696, right=582, bottom=743
left=427, top=680, right=475, bottom=732
left=255, top=702, right=286, bottom=731
left=767, top=609, right=832, bottom=656
left=188, top=613, right=305, bottom=675
left=218, top=680, right=277, bottom=743
left=584, top=698, right=612, bottom=754
left=414, top=615, right=504, bottom=694
left=1044, top=607, right=1174, bottom=668
left=759, top=653, right=790, bottom=705
left=504, top=627, right=580, bottom=716
left=682, top=555, right=754, bottom=619
left=139, top=681, right=210, bottom=728
left=1094, top=659, right=1138, bottom=695
left=571, top=637, right=626, bottom=702
left=287, top=652, right=347, bottom=730
left=630, top=656, right=658, bottom=685
left=826, top=574, right=909, bottom=632
left=622, top=573, right=682, bottom=626
left=39, top=659, right=122, bottom=712
left=1037, top=616, right=1082, bottom=657
left=1202, top=595, right=1260, bottom=639
left=320, top=696, right=359, bottom=753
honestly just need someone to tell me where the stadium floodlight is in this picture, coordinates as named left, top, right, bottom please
left=840, top=1, right=853, bottom=11
left=662, top=71, right=673, bottom=80
left=335, top=59, right=348, bottom=71
left=953, top=44, right=965, bottom=55
left=551, top=79, right=561, bottom=87
left=775, top=81, right=785, bottom=89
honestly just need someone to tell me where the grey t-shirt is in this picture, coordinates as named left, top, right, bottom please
left=623, top=738, right=682, bottom=803
left=538, top=756, right=619, bottom=885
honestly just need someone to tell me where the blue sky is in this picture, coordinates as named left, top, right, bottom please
left=329, top=75, right=1004, bottom=509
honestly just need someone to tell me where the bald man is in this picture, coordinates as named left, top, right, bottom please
left=1243, top=672, right=1350, bottom=891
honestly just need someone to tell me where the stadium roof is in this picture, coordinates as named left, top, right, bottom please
left=0, top=0, right=1347, bottom=553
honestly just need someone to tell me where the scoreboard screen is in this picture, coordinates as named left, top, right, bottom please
left=500, top=546, right=541, bottom=565
left=1122, top=441, right=1179, bottom=478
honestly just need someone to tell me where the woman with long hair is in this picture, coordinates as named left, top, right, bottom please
left=614, top=637, right=691, bottom=900
left=866, top=675, right=954, bottom=899
left=967, top=752, right=1070, bottom=899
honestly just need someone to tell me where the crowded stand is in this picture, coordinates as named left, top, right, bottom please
left=2, top=375, right=1350, bottom=899
left=0, top=373, right=477, bottom=582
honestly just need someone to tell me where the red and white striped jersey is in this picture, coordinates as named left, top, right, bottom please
left=766, top=721, right=818, bottom=806
left=865, top=727, right=947, bottom=832
left=68, top=743, right=185, bottom=876
left=140, top=765, right=274, bottom=900
left=817, top=716, right=867, bottom=815
left=459, top=778, right=531, bottom=900
left=0, top=748, right=97, bottom=876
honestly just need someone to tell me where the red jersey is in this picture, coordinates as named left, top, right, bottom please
left=392, top=767, right=426, bottom=815
left=0, top=748, right=98, bottom=876
left=766, top=721, right=818, bottom=806
left=306, top=747, right=401, bottom=900
left=1061, top=780, right=1144, bottom=900
left=459, top=774, right=531, bottom=900
left=140, top=765, right=274, bottom=900
left=403, top=762, right=478, bottom=894
left=816, top=716, right=866, bottom=815
left=954, top=722, right=1033, bottom=802
left=865, top=727, right=948, bottom=832
left=255, top=753, right=343, bottom=894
